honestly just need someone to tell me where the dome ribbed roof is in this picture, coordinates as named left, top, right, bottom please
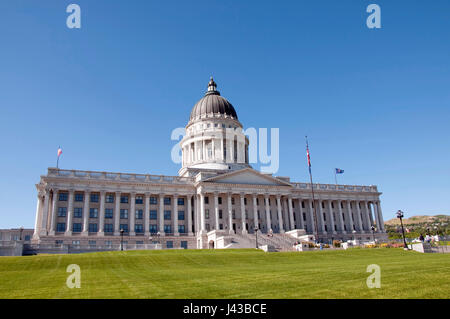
left=189, top=77, right=238, bottom=121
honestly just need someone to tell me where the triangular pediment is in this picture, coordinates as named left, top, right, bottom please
left=202, top=168, right=292, bottom=186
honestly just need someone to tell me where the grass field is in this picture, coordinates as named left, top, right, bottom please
left=0, top=248, right=449, bottom=299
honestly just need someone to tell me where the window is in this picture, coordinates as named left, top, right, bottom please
left=164, top=197, right=171, bottom=205
left=89, top=223, right=98, bottom=232
left=323, top=213, right=326, bottom=221
left=206, top=224, right=210, bottom=231
left=178, top=211, right=185, bottom=220
left=104, top=224, right=113, bottom=233
left=120, top=209, right=128, bottom=219
left=231, top=198, right=235, bottom=205
left=178, top=225, right=185, bottom=233
left=342, top=214, right=345, bottom=221
left=204, top=196, right=209, bottom=204
left=205, top=209, right=209, bottom=219
left=177, top=198, right=185, bottom=205
left=59, top=193, right=68, bottom=201
left=89, top=208, right=98, bottom=218
left=219, top=210, right=223, bottom=219
left=106, top=194, right=114, bottom=203
left=150, top=197, right=157, bottom=205
left=136, top=241, right=144, bottom=245
left=57, top=223, right=66, bottom=232
left=58, top=207, right=67, bottom=217
left=135, top=196, right=143, bottom=204
left=72, top=240, right=80, bottom=246
left=73, top=223, right=82, bottom=232
left=164, top=225, right=172, bottom=233
left=135, top=224, right=143, bottom=233
left=89, top=240, right=96, bottom=246
left=303, top=213, right=307, bottom=221
left=105, top=208, right=113, bottom=219
left=135, top=209, right=143, bottom=219
left=149, top=224, right=157, bottom=233
left=166, top=241, right=173, bottom=248
left=302, top=201, right=305, bottom=208
left=75, top=193, right=84, bottom=202
left=90, top=194, right=99, bottom=203
left=24, top=235, right=30, bottom=241
left=120, top=196, right=129, bottom=204
left=181, top=241, right=188, bottom=249
left=74, top=207, right=82, bottom=218
left=219, top=224, right=223, bottom=230
left=120, top=224, right=128, bottom=232
left=232, top=210, right=235, bottom=219
left=256, top=198, right=259, bottom=205
left=164, top=210, right=171, bottom=220
left=218, top=197, right=222, bottom=205
left=244, top=198, right=247, bottom=205
left=150, top=210, right=157, bottom=220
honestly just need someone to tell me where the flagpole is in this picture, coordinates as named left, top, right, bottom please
left=334, top=169, right=337, bottom=185
left=306, top=136, right=320, bottom=243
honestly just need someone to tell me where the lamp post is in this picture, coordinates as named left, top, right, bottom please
left=19, top=226, right=24, bottom=241
left=120, top=229, right=124, bottom=251
left=254, top=227, right=259, bottom=249
left=396, top=210, right=408, bottom=249
left=371, top=225, right=376, bottom=243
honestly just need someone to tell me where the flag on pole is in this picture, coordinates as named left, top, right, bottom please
left=306, top=143, right=312, bottom=174
left=57, top=146, right=62, bottom=168
left=335, top=168, right=344, bottom=174
left=57, top=147, right=62, bottom=157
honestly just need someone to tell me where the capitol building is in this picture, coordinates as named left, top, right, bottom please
left=32, top=78, right=387, bottom=250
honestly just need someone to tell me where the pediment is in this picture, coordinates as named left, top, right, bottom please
left=202, top=168, right=292, bottom=187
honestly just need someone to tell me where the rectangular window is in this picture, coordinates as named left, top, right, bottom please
left=89, top=240, right=96, bottom=246
left=106, top=194, right=114, bottom=203
left=120, top=209, right=128, bottom=219
left=73, top=207, right=82, bottom=218
left=166, top=241, right=173, bottom=248
left=120, top=196, right=129, bottom=203
left=178, top=211, right=185, bottom=220
left=302, top=201, right=305, bottom=208
left=104, top=224, right=113, bottom=233
left=219, top=224, right=223, bottom=230
left=59, top=193, right=68, bottom=201
left=164, top=210, right=171, bottom=220
left=164, top=225, right=172, bottom=233
left=150, top=197, right=157, bottom=205
left=120, top=224, right=128, bottom=232
left=177, top=198, right=185, bottom=205
left=72, top=240, right=80, bottom=245
left=58, top=207, right=67, bottom=217
left=178, top=225, right=185, bottom=233
left=89, top=208, right=98, bottom=218
left=150, top=210, right=157, bottom=220
left=149, top=224, right=157, bottom=233
left=244, top=198, right=247, bottom=205
left=219, top=209, right=223, bottom=219
left=105, top=208, right=113, bottom=219
left=72, top=223, right=82, bottom=232
left=204, top=196, right=209, bottom=204
left=135, top=224, right=143, bottom=233
left=181, top=241, right=188, bottom=249
left=89, top=223, right=98, bottom=232
left=206, top=224, right=210, bottom=231
left=205, top=209, right=209, bottom=219
left=135, top=196, right=143, bottom=204
left=74, top=193, right=84, bottom=202
left=135, top=209, right=143, bottom=219
left=57, top=223, right=66, bottom=232
left=323, top=213, right=326, bottom=221
left=218, top=197, right=222, bottom=205
left=232, top=210, right=235, bottom=219
left=303, top=213, right=306, bottom=221
left=164, top=197, right=171, bottom=205
left=231, top=198, right=235, bottom=205
left=90, top=194, right=99, bottom=203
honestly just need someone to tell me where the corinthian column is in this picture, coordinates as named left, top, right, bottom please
left=214, top=193, right=220, bottom=231
left=49, top=189, right=59, bottom=236
left=40, top=190, right=50, bottom=236
left=173, top=195, right=179, bottom=236
left=81, top=190, right=90, bottom=236
left=288, top=197, right=294, bottom=231
left=338, top=200, right=346, bottom=234
left=318, top=199, right=326, bottom=234
left=265, top=195, right=271, bottom=233
left=65, top=190, right=74, bottom=236
left=114, top=191, right=121, bottom=235
left=187, top=196, right=193, bottom=235
left=276, top=195, right=284, bottom=233
left=355, top=201, right=364, bottom=233
left=98, top=191, right=106, bottom=236
left=144, top=193, right=150, bottom=236
left=240, top=193, right=247, bottom=234
left=159, top=194, right=165, bottom=236
left=253, top=194, right=258, bottom=230
left=328, top=200, right=337, bottom=234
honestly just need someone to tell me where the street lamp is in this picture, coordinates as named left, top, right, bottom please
left=254, top=227, right=259, bottom=249
left=396, top=210, right=408, bottom=249
left=371, top=225, right=376, bottom=243
left=120, top=228, right=124, bottom=251
left=19, top=226, right=24, bottom=241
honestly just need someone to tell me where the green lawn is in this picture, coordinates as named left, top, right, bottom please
left=0, top=248, right=449, bottom=299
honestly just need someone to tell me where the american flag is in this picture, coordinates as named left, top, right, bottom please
left=57, top=147, right=62, bottom=157
left=335, top=168, right=344, bottom=174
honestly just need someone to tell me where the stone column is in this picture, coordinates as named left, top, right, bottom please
left=40, top=190, right=50, bottom=236
left=199, top=192, right=206, bottom=234
left=214, top=193, right=220, bottom=231
left=144, top=193, right=150, bottom=236
left=307, top=199, right=315, bottom=234
left=337, top=200, right=346, bottom=234
left=276, top=195, right=284, bottom=233
left=240, top=193, right=247, bottom=234
left=363, top=201, right=372, bottom=230
left=81, top=190, right=90, bottom=236
left=376, top=201, right=385, bottom=232
left=297, top=198, right=304, bottom=230
left=327, top=200, right=337, bottom=234
left=65, top=189, right=74, bottom=236
left=159, top=194, right=165, bottom=236
left=202, top=139, right=206, bottom=161
left=264, top=195, right=271, bottom=233
left=346, top=201, right=355, bottom=232
left=49, top=189, right=59, bottom=236
left=372, top=201, right=381, bottom=232
left=173, top=195, right=179, bottom=236
left=220, top=137, right=224, bottom=161
left=287, top=197, right=295, bottom=230
left=212, top=138, right=215, bottom=161
left=33, top=193, right=43, bottom=239
left=283, top=198, right=289, bottom=230
left=318, top=199, right=326, bottom=234
left=114, top=191, right=121, bottom=235
left=252, top=194, right=258, bottom=229
left=129, top=192, right=136, bottom=236
left=355, top=201, right=364, bottom=233
left=228, top=193, right=234, bottom=234
left=98, top=191, right=105, bottom=236
left=187, top=196, right=193, bottom=235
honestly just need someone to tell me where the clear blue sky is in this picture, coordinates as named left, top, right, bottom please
left=0, top=0, right=449, bottom=228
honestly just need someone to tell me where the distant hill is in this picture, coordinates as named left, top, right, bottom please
left=385, top=214, right=450, bottom=226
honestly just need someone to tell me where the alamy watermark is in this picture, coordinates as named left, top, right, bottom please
left=366, top=264, right=381, bottom=288
left=66, top=264, right=81, bottom=288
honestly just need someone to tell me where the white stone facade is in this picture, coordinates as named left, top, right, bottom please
left=32, top=78, right=387, bottom=249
